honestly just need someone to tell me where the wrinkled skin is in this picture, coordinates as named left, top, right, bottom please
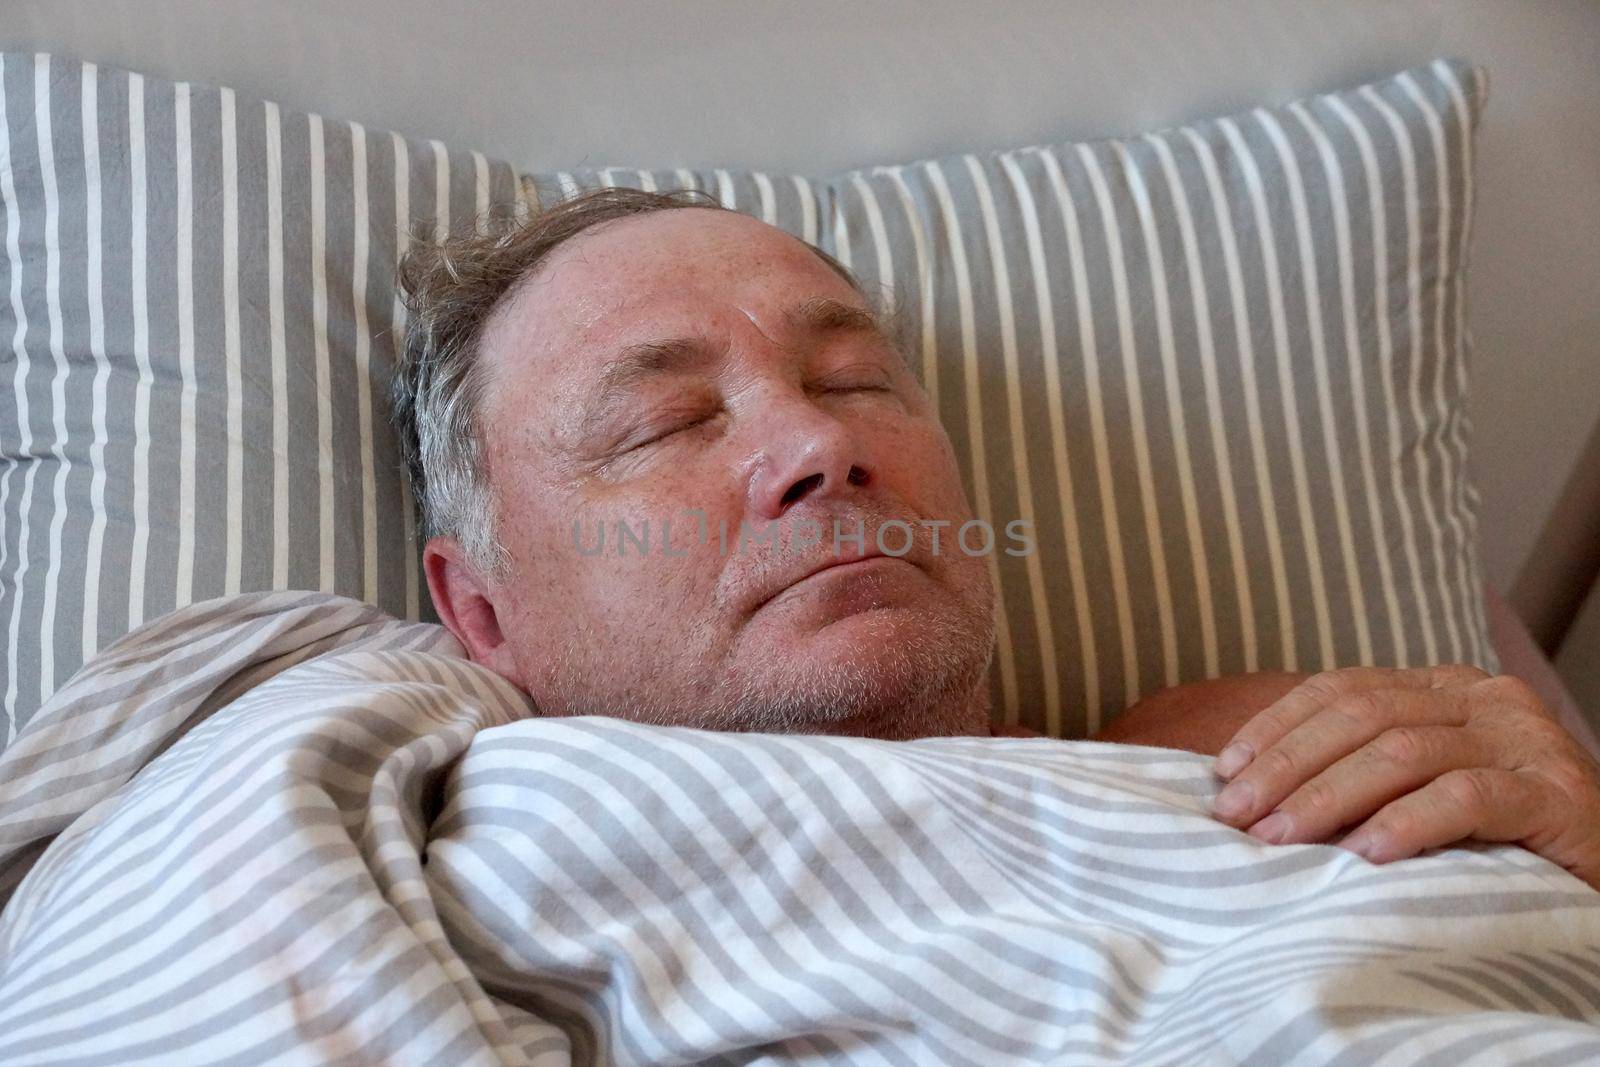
left=425, top=209, right=996, bottom=740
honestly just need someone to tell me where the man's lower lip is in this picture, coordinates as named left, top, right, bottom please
left=760, top=556, right=907, bottom=608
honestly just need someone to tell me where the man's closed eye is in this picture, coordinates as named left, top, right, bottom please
left=811, top=363, right=896, bottom=395
left=624, top=407, right=723, bottom=452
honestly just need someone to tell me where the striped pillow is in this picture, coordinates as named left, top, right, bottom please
left=0, top=53, right=523, bottom=746
left=527, top=57, right=1500, bottom=737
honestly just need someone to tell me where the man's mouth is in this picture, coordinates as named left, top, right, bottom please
left=752, top=549, right=910, bottom=614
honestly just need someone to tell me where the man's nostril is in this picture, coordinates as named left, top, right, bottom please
left=846, top=466, right=868, bottom=487
left=780, top=473, right=825, bottom=510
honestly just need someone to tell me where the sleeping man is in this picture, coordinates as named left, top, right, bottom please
left=394, top=186, right=1600, bottom=892
left=6, top=185, right=1600, bottom=1066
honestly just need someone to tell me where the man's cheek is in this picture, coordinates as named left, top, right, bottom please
left=885, top=441, right=972, bottom=521
left=571, top=514, right=722, bottom=612
left=873, top=412, right=960, bottom=473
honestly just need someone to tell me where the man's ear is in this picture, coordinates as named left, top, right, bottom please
left=423, top=536, right=520, bottom=680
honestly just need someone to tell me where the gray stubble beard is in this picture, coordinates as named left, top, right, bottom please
left=535, top=596, right=998, bottom=741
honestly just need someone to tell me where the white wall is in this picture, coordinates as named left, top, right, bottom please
left=7, top=0, right=1599, bottom=629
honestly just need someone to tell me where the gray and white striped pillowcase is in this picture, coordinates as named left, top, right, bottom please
left=0, top=52, right=1500, bottom=749
left=0, top=52, right=525, bottom=746
left=534, top=57, right=1500, bottom=738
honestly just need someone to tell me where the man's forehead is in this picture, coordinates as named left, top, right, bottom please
left=478, top=210, right=876, bottom=449
left=490, top=212, right=863, bottom=366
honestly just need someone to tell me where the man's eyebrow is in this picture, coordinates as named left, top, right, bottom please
left=784, top=296, right=885, bottom=337
left=573, top=296, right=893, bottom=445
left=574, top=337, right=717, bottom=447
left=592, top=337, right=715, bottom=402
left=590, top=298, right=885, bottom=401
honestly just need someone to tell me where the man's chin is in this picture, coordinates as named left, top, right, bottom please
left=743, top=585, right=958, bottom=664
left=723, top=601, right=993, bottom=739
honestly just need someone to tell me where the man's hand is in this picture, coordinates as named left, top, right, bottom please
left=1208, top=665, right=1600, bottom=890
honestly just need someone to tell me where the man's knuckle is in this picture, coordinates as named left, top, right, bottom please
left=1369, top=810, right=1412, bottom=841
left=1437, top=768, right=1494, bottom=812
left=1317, top=704, right=1366, bottom=738
left=1534, top=758, right=1596, bottom=805
left=1475, top=673, right=1538, bottom=709
left=1442, top=663, right=1492, bottom=685
left=1337, top=692, right=1390, bottom=730
left=1250, top=707, right=1294, bottom=738
left=1523, top=713, right=1569, bottom=744
left=1255, top=746, right=1302, bottom=782
left=1300, top=672, right=1349, bottom=703
left=1373, top=726, right=1432, bottom=766
left=1293, top=777, right=1340, bottom=817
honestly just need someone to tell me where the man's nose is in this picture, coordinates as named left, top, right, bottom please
left=746, top=399, right=872, bottom=522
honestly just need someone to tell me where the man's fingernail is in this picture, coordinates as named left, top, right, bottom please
left=1215, top=742, right=1254, bottom=779
left=1342, top=832, right=1386, bottom=861
left=1248, top=811, right=1291, bottom=844
left=1212, top=781, right=1253, bottom=820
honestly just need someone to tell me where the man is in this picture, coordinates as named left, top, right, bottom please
left=394, top=187, right=1600, bottom=890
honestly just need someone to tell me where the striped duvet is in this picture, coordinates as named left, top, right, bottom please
left=2, top=592, right=1598, bottom=1065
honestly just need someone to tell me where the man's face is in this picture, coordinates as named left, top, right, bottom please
left=455, top=208, right=995, bottom=739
